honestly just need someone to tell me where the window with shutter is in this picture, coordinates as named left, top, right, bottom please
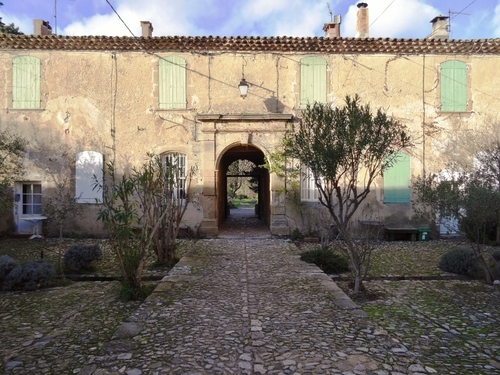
left=384, top=153, right=410, bottom=204
left=12, top=56, right=41, bottom=109
left=159, top=56, right=187, bottom=109
left=75, top=151, right=104, bottom=203
left=440, top=60, right=467, bottom=112
left=300, top=57, right=327, bottom=108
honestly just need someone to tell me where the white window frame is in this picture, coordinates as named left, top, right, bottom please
left=22, top=183, right=42, bottom=215
left=162, top=153, right=187, bottom=200
left=300, top=165, right=321, bottom=202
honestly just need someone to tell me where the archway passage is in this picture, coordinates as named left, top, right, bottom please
left=217, top=144, right=270, bottom=232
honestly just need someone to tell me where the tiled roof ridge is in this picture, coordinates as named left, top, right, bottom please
left=1, top=33, right=499, bottom=54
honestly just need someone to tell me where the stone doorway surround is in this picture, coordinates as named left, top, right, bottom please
left=196, top=113, right=293, bottom=236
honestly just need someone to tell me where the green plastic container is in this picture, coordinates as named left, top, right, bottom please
left=418, top=227, right=430, bottom=241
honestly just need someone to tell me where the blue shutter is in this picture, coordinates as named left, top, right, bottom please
left=159, top=56, right=186, bottom=109
left=300, top=57, right=327, bottom=107
left=384, top=153, right=410, bottom=203
left=13, top=56, right=41, bottom=109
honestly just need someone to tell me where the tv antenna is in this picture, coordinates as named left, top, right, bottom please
left=327, top=2, right=333, bottom=22
left=54, top=0, right=76, bottom=35
left=447, top=8, right=470, bottom=36
left=54, top=0, right=57, bottom=34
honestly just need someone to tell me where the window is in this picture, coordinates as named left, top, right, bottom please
left=75, top=151, right=103, bottom=203
left=158, top=56, right=187, bottom=109
left=440, top=60, right=467, bottom=112
left=12, top=56, right=41, bottom=109
left=300, top=166, right=320, bottom=201
left=22, top=183, right=42, bottom=215
left=300, top=56, right=327, bottom=108
left=162, top=153, right=187, bottom=199
left=384, top=153, right=410, bottom=204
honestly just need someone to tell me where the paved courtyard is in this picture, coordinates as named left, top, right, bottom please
left=1, top=208, right=499, bottom=374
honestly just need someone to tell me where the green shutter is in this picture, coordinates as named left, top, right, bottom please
left=384, top=153, right=410, bottom=203
left=441, top=60, right=467, bottom=112
left=12, top=56, right=41, bottom=109
left=300, top=57, right=327, bottom=107
left=159, top=56, right=186, bottom=109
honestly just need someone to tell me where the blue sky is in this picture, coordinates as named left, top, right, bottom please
left=2, top=0, right=499, bottom=40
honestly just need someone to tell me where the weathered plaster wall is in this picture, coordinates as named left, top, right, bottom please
left=1, top=46, right=499, bottom=236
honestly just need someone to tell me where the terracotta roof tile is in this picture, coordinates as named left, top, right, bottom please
left=1, top=34, right=500, bottom=54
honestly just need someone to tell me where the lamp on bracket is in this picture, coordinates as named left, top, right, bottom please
left=238, top=77, right=249, bottom=98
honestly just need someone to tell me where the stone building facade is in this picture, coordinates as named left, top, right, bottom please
left=1, top=5, right=499, bottom=237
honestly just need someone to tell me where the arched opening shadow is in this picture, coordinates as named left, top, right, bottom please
left=217, top=144, right=271, bottom=238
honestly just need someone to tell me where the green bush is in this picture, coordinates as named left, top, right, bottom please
left=63, top=243, right=102, bottom=273
left=300, top=246, right=349, bottom=274
left=3, top=260, right=55, bottom=291
left=438, top=247, right=479, bottom=278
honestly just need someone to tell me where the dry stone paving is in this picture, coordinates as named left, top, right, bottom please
left=1, top=218, right=500, bottom=374
left=79, top=238, right=429, bottom=375
left=359, top=279, right=500, bottom=374
left=0, top=281, right=141, bottom=374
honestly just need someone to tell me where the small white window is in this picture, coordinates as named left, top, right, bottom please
left=75, top=151, right=103, bottom=203
left=22, top=183, right=42, bottom=215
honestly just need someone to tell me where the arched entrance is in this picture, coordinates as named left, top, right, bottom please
left=217, top=144, right=270, bottom=228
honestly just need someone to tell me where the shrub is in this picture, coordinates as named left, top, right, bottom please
left=438, top=247, right=480, bottom=278
left=290, top=228, right=304, bottom=241
left=0, top=255, right=18, bottom=281
left=3, top=260, right=55, bottom=291
left=300, top=246, right=350, bottom=274
left=63, top=243, right=102, bottom=273
left=492, top=249, right=500, bottom=263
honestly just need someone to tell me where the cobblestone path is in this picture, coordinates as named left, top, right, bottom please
left=80, top=235, right=429, bottom=375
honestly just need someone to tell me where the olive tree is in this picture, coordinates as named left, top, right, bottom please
left=96, top=154, right=194, bottom=296
left=273, top=95, right=411, bottom=293
left=0, top=130, right=27, bottom=212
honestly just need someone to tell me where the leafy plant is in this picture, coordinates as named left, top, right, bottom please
left=438, top=247, right=480, bottom=278
left=95, top=154, right=194, bottom=297
left=63, top=243, right=102, bottom=273
left=0, top=129, right=27, bottom=212
left=300, top=246, right=350, bottom=274
left=290, top=228, right=304, bottom=241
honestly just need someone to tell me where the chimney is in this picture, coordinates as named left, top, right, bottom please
left=323, top=15, right=342, bottom=38
left=141, top=21, right=154, bottom=37
left=355, top=2, right=369, bottom=38
left=429, top=15, right=449, bottom=39
left=33, top=19, right=52, bottom=36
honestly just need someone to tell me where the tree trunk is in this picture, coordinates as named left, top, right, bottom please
left=471, top=244, right=494, bottom=284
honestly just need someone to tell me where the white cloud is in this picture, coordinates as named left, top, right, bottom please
left=342, top=0, right=439, bottom=38
left=62, top=0, right=196, bottom=36
left=6, top=0, right=492, bottom=39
